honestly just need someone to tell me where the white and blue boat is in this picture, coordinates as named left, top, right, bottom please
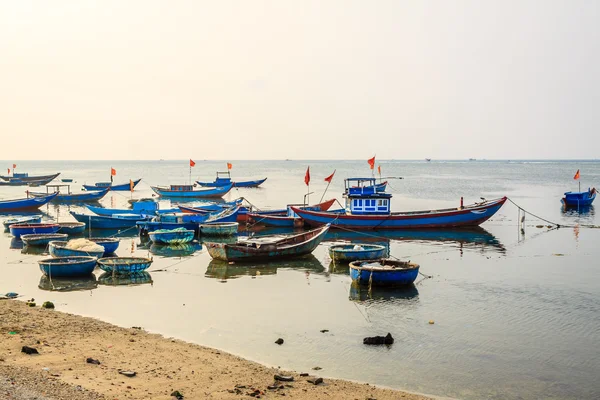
left=349, top=259, right=420, bottom=286
left=292, top=178, right=506, bottom=230
left=329, top=244, right=387, bottom=262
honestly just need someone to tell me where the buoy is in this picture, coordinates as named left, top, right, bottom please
left=428, top=320, right=435, bottom=325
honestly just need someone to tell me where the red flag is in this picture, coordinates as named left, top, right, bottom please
left=227, top=163, right=232, bottom=170
left=368, top=156, right=375, bottom=170
left=574, top=169, right=580, bottom=180
left=111, top=168, right=116, bottom=176
left=12, top=164, right=16, bottom=169
left=7, top=168, right=10, bottom=174
left=190, top=159, right=196, bottom=167
left=304, top=167, right=310, bottom=186
left=130, top=179, right=135, bottom=192
left=324, top=170, right=335, bottom=183
left=378, top=165, right=381, bottom=175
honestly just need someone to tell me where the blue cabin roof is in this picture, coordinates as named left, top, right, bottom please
left=343, top=178, right=392, bottom=215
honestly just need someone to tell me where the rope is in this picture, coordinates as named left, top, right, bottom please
left=506, top=198, right=563, bottom=228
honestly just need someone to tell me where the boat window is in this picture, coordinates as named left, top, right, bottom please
left=358, top=199, right=363, bottom=206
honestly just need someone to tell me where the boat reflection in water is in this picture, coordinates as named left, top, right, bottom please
left=38, top=274, right=98, bottom=292
left=9, top=237, right=24, bottom=250
left=98, top=271, right=153, bottom=286
left=561, top=204, right=595, bottom=217
left=205, top=254, right=325, bottom=281
left=22, top=245, right=50, bottom=256
left=349, top=281, right=419, bottom=302
left=149, top=242, right=202, bottom=258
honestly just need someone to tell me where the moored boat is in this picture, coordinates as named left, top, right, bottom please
left=86, top=201, right=178, bottom=217
left=562, top=188, right=596, bottom=208
left=0, top=172, right=60, bottom=183
left=9, top=223, right=60, bottom=238
left=57, top=222, right=86, bottom=234
left=0, top=193, right=58, bottom=213
left=204, top=224, right=330, bottom=262
left=88, top=237, right=120, bottom=254
left=196, top=172, right=267, bottom=188
left=3, top=215, right=42, bottom=229
left=199, top=222, right=239, bottom=236
left=38, top=256, right=98, bottom=277
left=148, top=228, right=195, bottom=244
left=21, top=233, right=68, bottom=247
left=70, top=211, right=152, bottom=229
left=328, top=244, right=387, bottom=262
left=151, top=183, right=233, bottom=198
left=49, top=240, right=105, bottom=258
left=29, top=186, right=109, bottom=202
left=83, top=178, right=141, bottom=191
left=97, top=257, right=153, bottom=275
left=349, top=258, right=420, bottom=286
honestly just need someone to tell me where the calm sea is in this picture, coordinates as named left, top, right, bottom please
left=1, top=160, right=599, bottom=400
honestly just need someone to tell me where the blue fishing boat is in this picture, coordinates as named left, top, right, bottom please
left=88, top=237, right=120, bottom=254
left=148, top=228, right=195, bottom=244
left=178, top=198, right=244, bottom=214
left=0, top=172, right=60, bottom=182
left=83, top=178, right=141, bottom=191
left=562, top=188, right=596, bottom=208
left=349, top=259, right=420, bottom=286
left=243, top=199, right=337, bottom=225
left=329, top=244, right=387, bottom=262
left=57, top=222, right=86, bottom=234
left=86, top=201, right=179, bottom=217
left=0, top=193, right=58, bottom=213
left=21, top=233, right=68, bottom=247
left=291, top=178, right=506, bottom=230
left=38, top=256, right=98, bottom=277
left=97, top=257, right=153, bottom=275
left=151, top=183, right=233, bottom=198
left=3, top=215, right=43, bottom=229
left=199, top=222, right=239, bottom=236
left=343, top=178, right=387, bottom=194
left=204, top=224, right=330, bottom=262
left=70, top=211, right=152, bottom=229
left=29, top=185, right=109, bottom=202
left=196, top=171, right=267, bottom=188
left=9, top=223, right=60, bottom=238
left=49, top=240, right=106, bottom=258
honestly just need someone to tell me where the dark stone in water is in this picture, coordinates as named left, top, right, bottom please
left=274, top=338, right=284, bottom=345
left=320, top=329, right=329, bottom=333
left=86, top=358, right=101, bottom=365
left=363, top=333, right=394, bottom=345
left=274, top=374, right=294, bottom=382
left=307, top=377, right=323, bottom=385
left=21, top=346, right=38, bottom=355
left=119, top=370, right=137, bottom=377
left=299, top=373, right=309, bottom=377
left=170, top=390, right=184, bottom=399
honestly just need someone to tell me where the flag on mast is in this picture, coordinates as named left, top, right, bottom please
left=304, top=167, right=310, bottom=186
left=190, top=159, right=196, bottom=167
left=368, top=156, right=375, bottom=170
left=227, top=163, right=232, bottom=170
left=324, top=170, right=335, bottom=183
left=574, top=169, right=580, bottom=180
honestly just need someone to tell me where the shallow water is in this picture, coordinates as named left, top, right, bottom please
left=1, top=160, right=599, bottom=399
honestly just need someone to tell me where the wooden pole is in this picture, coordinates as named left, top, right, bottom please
left=319, top=181, right=331, bottom=203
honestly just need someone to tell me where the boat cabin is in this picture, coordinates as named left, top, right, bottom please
left=13, top=172, right=29, bottom=179
left=344, top=178, right=392, bottom=215
left=214, top=171, right=232, bottom=185
left=43, top=184, right=73, bottom=194
left=169, top=184, right=195, bottom=192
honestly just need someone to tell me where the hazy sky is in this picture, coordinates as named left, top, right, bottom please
left=1, top=1, right=599, bottom=160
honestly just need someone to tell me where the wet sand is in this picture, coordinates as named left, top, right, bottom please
left=0, top=300, right=432, bottom=399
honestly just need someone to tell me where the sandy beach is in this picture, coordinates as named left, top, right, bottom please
left=0, top=300, right=431, bottom=399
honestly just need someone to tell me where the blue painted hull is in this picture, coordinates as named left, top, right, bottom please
left=49, top=241, right=105, bottom=258
left=88, top=237, right=120, bottom=254
left=21, top=233, right=68, bottom=247
left=562, top=190, right=596, bottom=207
left=149, top=229, right=195, bottom=244
left=197, top=178, right=267, bottom=188
left=83, top=179, right=141, bottom=191
left=328, top=244, right=387, bottom=261
left=97, top=257, right=152, bottom=275
left=3, top=215, right=42, bottom=229
left=10, top=224, right=60, bottom=238
left=292, top=197, right=507, bottom=230
left=0, top=193, right=58, bottom=212
left=70, top=211, right=151, bottom=229
left=137, top=221, right=199, bottom=234
left=57, top=222, right=86, bottom=234
left=151, top=183, right=233, bottom=198
left=30, top=189, right=109, bottom=202
left=349, top=260, right=419, bottom=286
left=247, top=213, right=301, bottom=228
left=38, top=256, right=98, bottom=277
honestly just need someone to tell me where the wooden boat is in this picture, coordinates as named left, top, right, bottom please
left=38, top=275, right=98, bottom=292
left=70, top=211, right=152, bottom=229
left=349, top=259, right=420, bottom=286
left=291, top=178, right=506, bottom=230
left=82, top=178, right=141, bottom=191
left=98, top=271, right=153, bottom=286
left=3, top=215, right=42, bottom=229
left=21, top=233, right=68, bottom=247
left=57, top=222, right=86, bottom=234
left=197, top=171, right=267, bottom=188
left=148, top=228, right=195, bottom=244
left=562, top=188, right=596, bottom=208
left=204, top=224, right=330, bottom=262
left=9, top=223, right=60, bottom=238
left=97, top=257, right=153, bottom=275
left=0, top=172, right=60, bottom=182
left=88, top=237, right=120, bottom=254
left=38, top=256, right=98, bottom=277
left=0, top=193, right=58, bottom=212
left=199, top=222, right=239, bottom=236
left=29, top=185, right=109, bottom=202
left=49, top=240, right=105, bottom=258
left=151, top=183, right=233, bottom=198
left=328, top=244, right=387, bottom=262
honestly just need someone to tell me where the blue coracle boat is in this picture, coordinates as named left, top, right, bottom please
left=349, top=259, right=420, bottom=286
left=83, top=178, right=141, bottom=191
left=9, top=223, right=60, bottom=238
left=70, top=211, right=152, bottom=229
left=21, top=233, right=68, bottom=247
left=88, top=237, right=120, bottom=254
left=38, top=256, right=98, bottom=277
left=329, top=244, right=387, bottom=262
left=148, top=228, right=195, bottom=244
left=58, top=222, right=86, bottom=234
left=3, top=215, right=43, bottom=229
left=291, top=178, right=506, bottom=230
left=97, top=257, right=153, bottom=275
left=0, top=193, right=58, bottom=213
left=562, top=188, right=596, bottom=208
left=49, top=240, right=106, bottom=258
left=151, top=183, right=233, bottom=198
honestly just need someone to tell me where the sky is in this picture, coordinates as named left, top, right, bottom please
left=1, top=1, right=599, bottom=160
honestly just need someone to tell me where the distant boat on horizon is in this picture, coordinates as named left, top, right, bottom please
left=425, top=158, right=431, bottom=162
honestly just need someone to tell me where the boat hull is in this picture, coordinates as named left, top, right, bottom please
left=3, top=215, right=42, bottom=229
left=197, top=178, right=267, bottom=188
left=0, top=172, right=60, bottom=182
left=151, top=183, right=233, bottom=198
left=148, top=229, right=195, bottom=244
left=88, top=238, right=120, bottom=254
left=70, top=211, right=150, bottom=229
left=9, top=223, right=60, bottom=238
left=49, top=241, right=105, bottom=258
left=328, top=244, right=387, bottom=262
left=349, top=259, right=420, bottom=286
left=247, top=214, right=303, bottom=228
left=291, top=197, right=507, bottom=230
left=57, top=222, right=86, bottom=234
left=562, top=190, right=596, bottom=207
left=21, top=233, right=68, bottom=247
left=199, top=222, right=239, bottom=236
left=38, top=256, right=98, bottom=277
left=97, top=257, right=153, bottom=275
left=0, top=193, right=58, bottom=212
left=82, top=179, right=141, bottom=191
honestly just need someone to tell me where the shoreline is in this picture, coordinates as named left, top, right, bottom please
left=1, top=300, right=434, bottom=399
